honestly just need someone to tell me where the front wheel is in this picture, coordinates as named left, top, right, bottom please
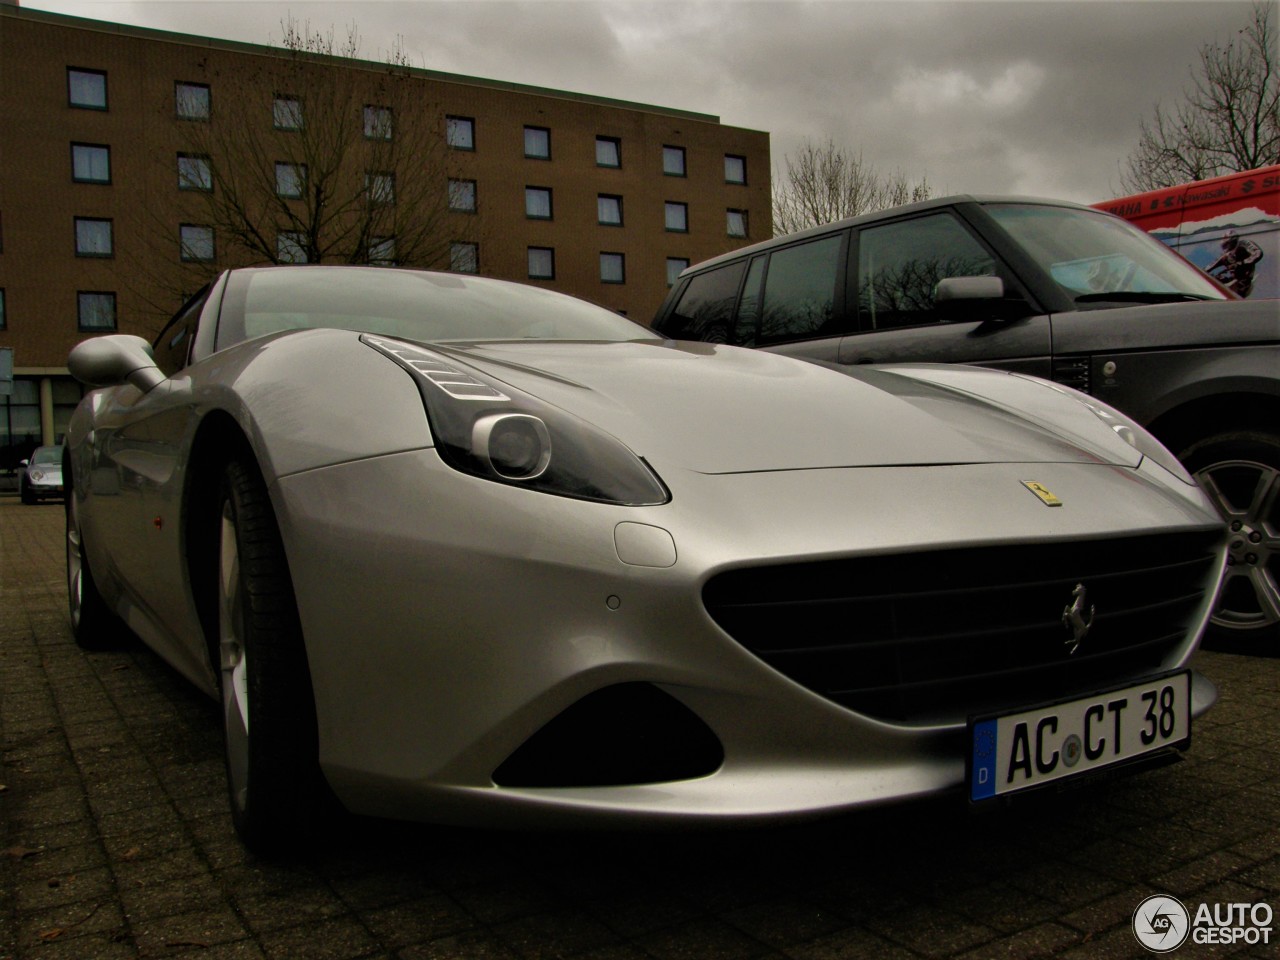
left=65, top=464, right=121, bottom=649
left=217, top=457, right=330, bottom=851
left=1180, top=431, right=1280, bottom=651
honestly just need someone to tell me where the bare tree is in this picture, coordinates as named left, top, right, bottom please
left=129, top=19, right=478, bottom=316
left=1122, top=2, right=1279, bottom=191
left=772, top=139, right=931, bottom=236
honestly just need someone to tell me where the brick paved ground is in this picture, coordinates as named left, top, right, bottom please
left=0, top=497, right=1276, bottom=960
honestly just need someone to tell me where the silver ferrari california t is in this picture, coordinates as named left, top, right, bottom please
left=65, top=266, right=1226, bottom=851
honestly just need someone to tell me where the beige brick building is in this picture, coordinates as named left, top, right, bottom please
left=0, top=2, right=770, bottom=475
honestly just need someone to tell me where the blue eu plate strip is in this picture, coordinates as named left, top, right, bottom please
left=971, top=719, right=997, bottom=801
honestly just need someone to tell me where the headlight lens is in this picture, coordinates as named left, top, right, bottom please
left=1080, top=397, right=1195, bottom=484
left=364, top=335, right=670, bottom=505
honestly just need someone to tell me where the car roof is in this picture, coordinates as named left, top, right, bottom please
left=681, top=194, right=1100, bottom=276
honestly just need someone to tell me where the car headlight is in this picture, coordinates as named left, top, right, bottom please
left=29, top=469, right=45, bottom=482
left=1079, top=397, right=1195, bottom=485
left=363, top=335, right=670, bottom=506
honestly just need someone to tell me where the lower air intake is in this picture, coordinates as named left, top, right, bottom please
left=492, top=682, right=724, bottom=788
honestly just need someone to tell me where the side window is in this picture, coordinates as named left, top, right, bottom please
left=153, top=292, right=207, bottom=376
left=658, top=261, right=747, bottom=343
left=758, top=234, right=844, bottom=345
left=732, top=256, right=767, bottom=346
left=857, top=213, right=996, bottom=330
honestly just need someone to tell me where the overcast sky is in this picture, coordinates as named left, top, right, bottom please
left=22, top=0, right=1264, bottom=203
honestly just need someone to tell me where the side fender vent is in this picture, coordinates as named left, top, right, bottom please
left=492, top=683, right=723, bottom=788
left=1053, top=357, right=1091, bottom=393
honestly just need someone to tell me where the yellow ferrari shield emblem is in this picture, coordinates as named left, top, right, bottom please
left=1021, top=481, right=1063, bottom=507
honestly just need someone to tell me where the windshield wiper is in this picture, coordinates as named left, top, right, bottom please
left=1073, top=291, right=1218, bottom=304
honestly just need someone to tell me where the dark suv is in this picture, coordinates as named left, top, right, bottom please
left=653, top=195, right=1279, bottom=644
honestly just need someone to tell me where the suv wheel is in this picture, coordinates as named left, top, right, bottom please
left=1180, top=430, right=1280, bottom=650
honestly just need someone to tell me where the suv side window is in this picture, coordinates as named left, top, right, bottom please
left=661, top=261, right=747, bottom=342
left=757, top=234, right=845, bottom=345
left=857, top=213, right=996, bottom=330
left=732, top=256, right=767, bottom=346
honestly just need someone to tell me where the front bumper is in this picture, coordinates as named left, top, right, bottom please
left=272, top=448, right=1224, bottom=826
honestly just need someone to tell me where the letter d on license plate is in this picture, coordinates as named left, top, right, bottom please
left=969, top=672, right=1190, bottom=801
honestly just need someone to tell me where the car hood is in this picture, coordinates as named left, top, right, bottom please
left=1053, top=297, right=1279, bottom=353
left=431, top=340, right=1139, bottom=474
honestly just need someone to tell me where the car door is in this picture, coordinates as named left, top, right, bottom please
left=84, top=291, right=212, bottom=681
left=836, top=210, right=1053, bottom=376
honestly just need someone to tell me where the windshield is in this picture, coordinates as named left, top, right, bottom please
left=217, top=267, right=653, bottom=351
left=30, top=446, right=61, bottom=465
left=984, top=203, right=1228, bottom=305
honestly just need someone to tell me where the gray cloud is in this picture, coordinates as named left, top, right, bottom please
left=25, top=0, right=1263, bottom=202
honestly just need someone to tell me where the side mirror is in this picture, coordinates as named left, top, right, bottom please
left=19, top=459, right=29, bottom=467
left=936, top=275, right=1005, bottom=303
left=68, top=335, right=166, bottom=393
left=935, top=276, right=1023, bottom=323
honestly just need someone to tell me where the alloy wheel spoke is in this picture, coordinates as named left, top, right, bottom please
left=1196, top=470, right=1246, bottom=521
left=1246, top=465, right=1280, bottom=521
left=1248, top=566, right=1280, bottom=627
left=218, top=503, right=251, bottom=811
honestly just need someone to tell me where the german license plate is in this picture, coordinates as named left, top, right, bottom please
left=969, top=672, right=1190, bottom=801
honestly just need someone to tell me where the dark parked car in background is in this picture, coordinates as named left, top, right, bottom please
left=653, top=196, right=1280, bottom=644
left=18, top=444, right=64, bottom=504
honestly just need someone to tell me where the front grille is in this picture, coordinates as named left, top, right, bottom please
left=1053, top=356, right=1091, bottom=393
left=704, top=532, right=1222, bottom=724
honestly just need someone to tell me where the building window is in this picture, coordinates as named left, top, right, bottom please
left=525, top=187, right=552, bottom=220
left=0, top=289, right=6, bottom=330
left=524, top=126, right=551, bottom=159
left=277, top=232, right=307, bottom=263
left=275, top=162, right=305, bottom=199
left=71, top=143, right=111, bottom=184
left=369, top=237, right=396, bottom=266
left=725, top=155, right=747, bottom=185
left=175, top=82, right=211, bottom=121
left=597, top=195, right=623, bottom=226
left=600, top=252, right=625, bottom=284
left=448, top=179, right=477, bottom=213
left=447, top=116, right=475, bottom=150
left=528, top=247, right=554, bottom=280
left=78, top=292, right=116, bottom=331
left=666, top=257, right=690, bottom=286
left=274, top=95, right=302, bottom=131
left=68, top=68, right=107, bottom=110
left=178, top=153, right=212, bottom=192
left=665, top=201, right=689, bottom=233
left=364, top=105, right=393, bottom=140
left=74, top=218, right=113, bottom=257
left=663, top=145, right=686, bottom=177
left=180, top=224, right=215, bottom=262
left=450, top=242, right=479, bottom=274
left=366, top=172, right=395, bottom=205
left=727, top=209, right=748, bottom=238
left=596, top=136, right=621, bottom=168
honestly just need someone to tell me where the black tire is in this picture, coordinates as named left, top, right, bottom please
left=65, top=461, right=122, bottom=650
left=216, top=456, right=331, bottom=852
left=20, top=480, right=35, bottom=505
left=1179, top=430, right=1280, bottom=653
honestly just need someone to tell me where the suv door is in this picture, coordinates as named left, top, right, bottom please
left=835, top=210, right=1053, bottom=376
